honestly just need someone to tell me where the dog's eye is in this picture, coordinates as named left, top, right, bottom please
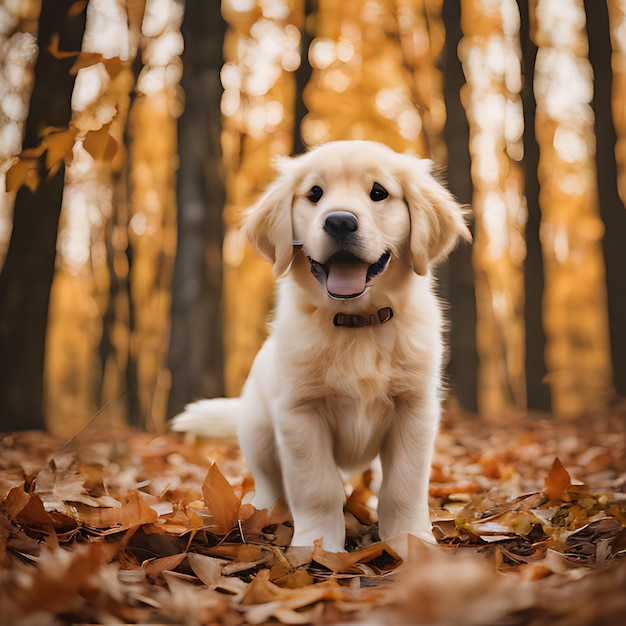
left=307, top=185, right=324, bottom=203
left=370, top=182, right=389, bottom=202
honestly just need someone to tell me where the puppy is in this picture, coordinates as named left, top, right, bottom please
left=172, top=140, right=471, bottom=552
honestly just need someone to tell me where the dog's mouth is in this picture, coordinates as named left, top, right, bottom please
left=308, top=250, right=391, bottom=300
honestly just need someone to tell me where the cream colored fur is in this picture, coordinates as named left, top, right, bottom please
left=172, top=140, right=471, bottom=552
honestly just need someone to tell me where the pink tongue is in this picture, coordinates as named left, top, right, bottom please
left=326, top=262, right=369, bottom=297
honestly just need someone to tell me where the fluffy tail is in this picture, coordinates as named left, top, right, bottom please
left=170, top=398, right=241, bottom=439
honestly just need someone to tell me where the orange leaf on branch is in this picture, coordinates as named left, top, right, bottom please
left=68, top=0, right=88, bottom=17
left=5, top=156, right=41, bottom=193
left=83, top=124, right=118, bottom=162
left=46, top=33, right=80, bottom=60
left=61, top=34, right=124, bottom=77
left=41, top=126, right=78, bottom=174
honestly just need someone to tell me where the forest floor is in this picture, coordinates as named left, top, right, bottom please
left=1, top=407, right=625, bottom=625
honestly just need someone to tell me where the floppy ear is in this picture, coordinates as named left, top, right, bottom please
left=243, top=160, right=296, bottom=277
left=399, top=156, right=472, bottom=275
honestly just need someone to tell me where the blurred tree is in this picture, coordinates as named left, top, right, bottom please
left=293, top=0, right=314, bottom=154
left=441, top=0, right=478, bottom=413
left=42, top=0, right=146, bottom=436
left=585, top=0, right=626, bottom=398
left=0, top=0, right=87, bottom=431
left=518, top=0, right=551, bottom=411
left=98, top=0, right=147, bottom=429
left=168, top=0, right=226, bottom=418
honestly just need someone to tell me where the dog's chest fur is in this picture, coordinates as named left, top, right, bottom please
left=276, top=310, right=424, bottom=470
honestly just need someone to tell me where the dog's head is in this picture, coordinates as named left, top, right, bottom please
left=244, top=141, right=471, bottom=300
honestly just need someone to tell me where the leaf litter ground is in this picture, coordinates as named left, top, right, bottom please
left=0, top=408, right=625, bottom=625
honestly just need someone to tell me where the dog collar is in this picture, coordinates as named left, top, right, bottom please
left=333, top=306, right=394, bottom=328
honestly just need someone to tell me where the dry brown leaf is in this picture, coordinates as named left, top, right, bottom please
left=545, top=457, right=572, bottom=503
left=34, top=451, right=121, bottom=510
left=201, top=463, right=241, bottom=534
left=239, top=505, right=271, bottom=542
left=1, top=488, right=59, bottom=542
left=240, top=570, right=341, bottom=624
left=187, top=552, right=226, bottom=586
left=1, top=414, right=623, bottom=624
left=222, top=546, right=273, bottom=575
left=311, top=538, right=402, bottom=574
left=70, top=490, right=158, bottom=530
left=345, top=480, right=375, bottom=525
left=1, top=484, right=31, bottom=518
left=269, top=546, right=314, bottom=588
left=142, top=552, right=187, bottom=581
left=8, top=543, right=118, bottom=615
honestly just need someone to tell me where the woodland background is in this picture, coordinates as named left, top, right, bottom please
left=0, top=0, right=625, bottom=436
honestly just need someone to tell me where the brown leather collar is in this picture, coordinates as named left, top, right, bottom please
left=333, top=306, right=394, bottom=328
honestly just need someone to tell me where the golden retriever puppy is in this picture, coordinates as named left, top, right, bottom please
left=172, top=140, right=471, bottom=552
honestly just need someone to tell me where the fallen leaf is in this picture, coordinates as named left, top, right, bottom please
left=345, top=479, right=375, bottom=525
left=240, top=569, right=340, bottom=624
left=545, top=457, right=571, bottom=503
left=70, top=490, right=158, bottom=530
left=187, top=552, right=226, bottom=586
left=0, top=413, right=624, bottom=625
left=201, top=463, right=241, bottom=534
left=311, top=538, right=402, bottom=575
left=222, top=546, right=273, bottom=575
left=143, top=552, right=187, bottom=582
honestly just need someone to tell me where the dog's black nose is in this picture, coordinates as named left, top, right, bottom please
left=324, top=211, right=359, bottom=241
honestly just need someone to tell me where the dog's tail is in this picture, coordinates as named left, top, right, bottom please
left=170, top=398, right=241, bottom=439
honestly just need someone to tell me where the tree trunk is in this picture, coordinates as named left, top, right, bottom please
left=293, top=0, right=314, bottom=155
left=518, top=0, right=551, bottom=411
left=0, top=0, right=87, bottom=432
left=585, top=0, right=626, bottom=399
left=441, top=0, right=478, bottom=413
left=168, top=0, right=227, bottom=418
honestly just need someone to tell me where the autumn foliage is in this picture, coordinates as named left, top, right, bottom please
left=0, top=1, right=625, bottom=622
left=1, top=411, right=624, bottom=624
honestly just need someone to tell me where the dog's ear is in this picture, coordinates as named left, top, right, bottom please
left=244, top=158, right=296, bottom=277
left=399, top=156, right=472, bottom=275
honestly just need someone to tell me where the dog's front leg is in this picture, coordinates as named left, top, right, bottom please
left=275, top=404, right=346, bottom=552
left=377, top=398, right=438, bottom=544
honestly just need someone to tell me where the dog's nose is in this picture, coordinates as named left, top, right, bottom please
left=324, top=211, right=359, bottom=241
